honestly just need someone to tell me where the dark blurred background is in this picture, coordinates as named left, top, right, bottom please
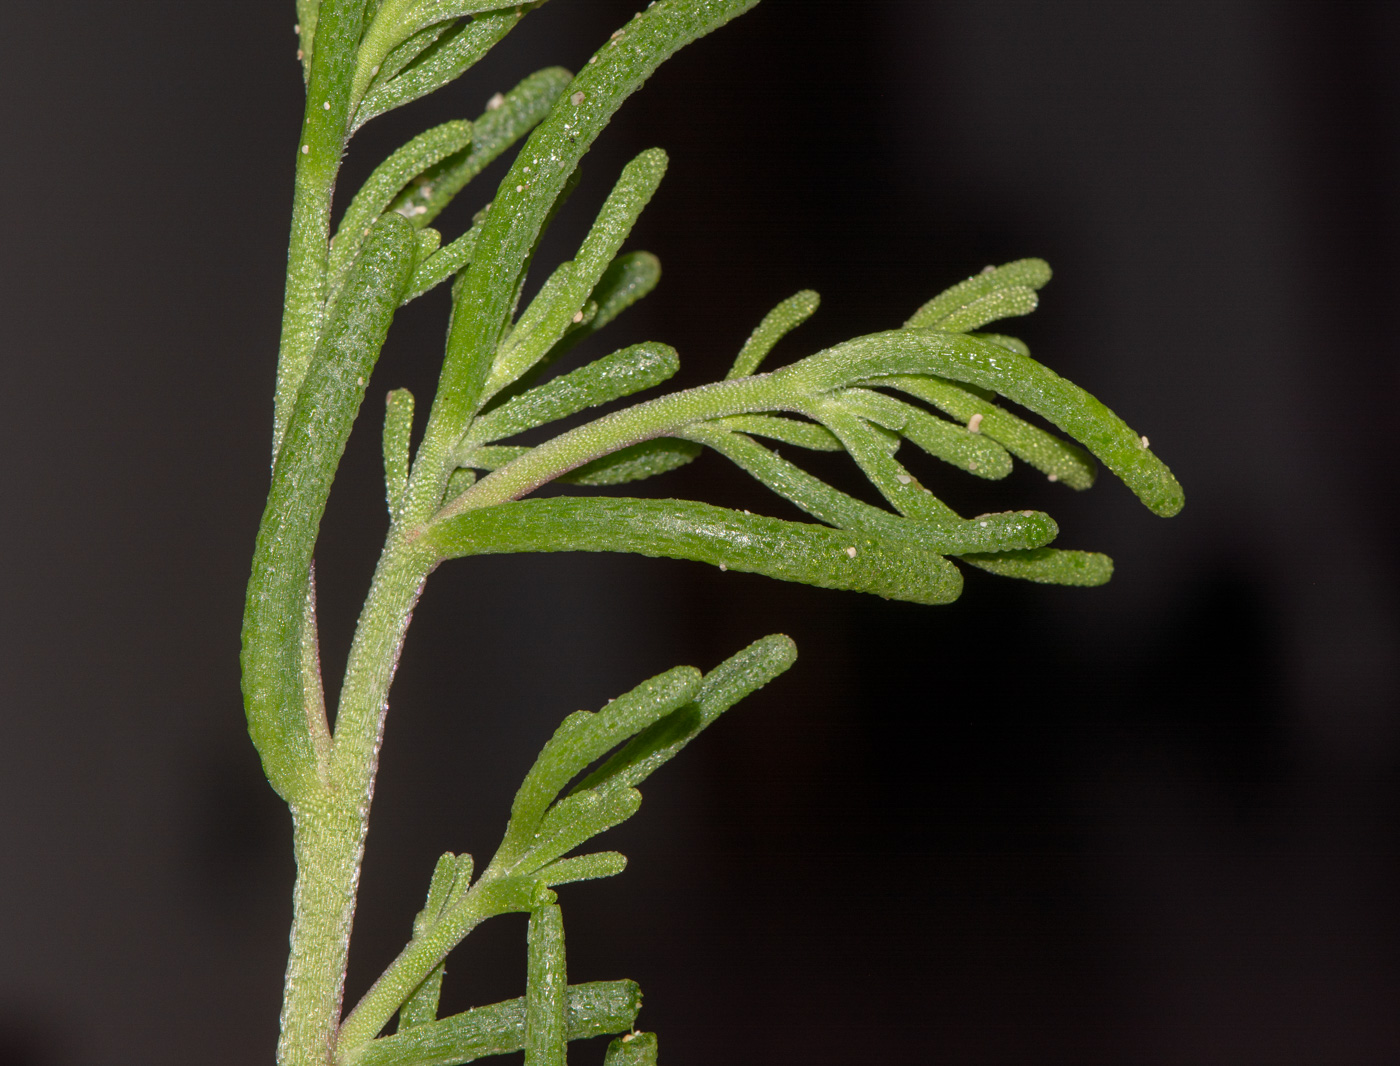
left=3, top=0, right=1400, bottom=1062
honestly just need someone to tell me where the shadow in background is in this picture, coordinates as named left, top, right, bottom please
left=1, top=0, right=1398, bottom=1062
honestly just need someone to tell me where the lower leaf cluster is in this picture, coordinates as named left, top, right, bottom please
left=336, top=637, right=796, bottom=1066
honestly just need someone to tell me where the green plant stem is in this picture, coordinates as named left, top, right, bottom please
left=279, top=801, right=368, bottom=1066
left=434, top=324, right=1183, bottom=524
left=275, top=536, right=436, bottom=1066
left=337, top=878, right=515, bottom=1053
left=441, top=374, right=792, bottom=516
left=328, top=537, right=438, bottom=797
left=260, top=541, right=433, bottom=1066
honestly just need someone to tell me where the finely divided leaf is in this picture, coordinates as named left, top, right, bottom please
left=560, top=439, right=700, bottom=486
left=805, top=400, right=961, bottom=524
left=959, top=548, right=1114, bottom=586
left=355, top=981, right=642, bottom=1066
left=353, top=1, right=529, bottom=114
left=296, top=0, right=318, bottom=82
left=454, top=439, right=701, bottom=486
left=415, top=227, right=442, bottom=260
left=727, top=290, right=820, bottom=379
left=836, top=387, right=1013, bottom=480
left=354, top=13, right=527, bottom=131
left=496, top=261, right=576, bottom=383
left=708, top=414, right=841, bottom=451
left=328, top=120, right=474, bottom=305
left=416, top=853, right=461, bottom=935
left=588, top=251, right=662, bottom=332
left=783, top=330, right=1183, bottom=516
left=386, top=68, right=573, bottom=225
left=869, top=373, right=1097, bottom=490
left=496, top=665, right=702, bottom=865
left=384, top=388, right=415, bottom=518
left=535, top=852, right=628, bottom=887
left=437, top=0, right=764, bottom=436
left=405, top=223, right=481, bottom=303
left=425, top=497, right=966, bottom=605
left=513, top=250, right=664, bottom=386
left=515, top=785, right=644, bottom=874
left=398, top=852, right=464, bottom=1031
left=906, top=258, right=1052, bottom=330
left=524, top=904, right=567, bottom=1066
left=298, top=565, right=332, bottom=772
left=681, top=424, right=1057, bottom=555
left=486, top=149, right=669, bottom=398
left=457, top=444, right=527, bottom=470
left=469, top=343, right=681, bottom=444
left=936, top=286, right=1039, bottom=333
left=968, top=331, right=1031, bottom=357
left=576, top=634, right=796, bottom=794
left=366, top=20, right=453, bottom=99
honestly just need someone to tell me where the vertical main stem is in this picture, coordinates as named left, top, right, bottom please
left=269, top=4, right=422, bottom=1062
left=279, top=800, right=366, bottom=1066
left=276, top=536, right=438, bottom=1065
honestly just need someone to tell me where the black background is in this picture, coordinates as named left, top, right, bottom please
left=3, top=0, right=1400, bottom=1062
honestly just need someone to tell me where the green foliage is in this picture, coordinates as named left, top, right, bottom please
left=351, top=982, right=642, bottom=1066
left=334, top=640, right=796, bottom=1056
left=246, top=2, right=1183, bottom=1064
left=326, top=119, right=473, bottom=306
left=245, top=212, right=417, bottom=800
left=726, top=289, right=819, bottom=379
